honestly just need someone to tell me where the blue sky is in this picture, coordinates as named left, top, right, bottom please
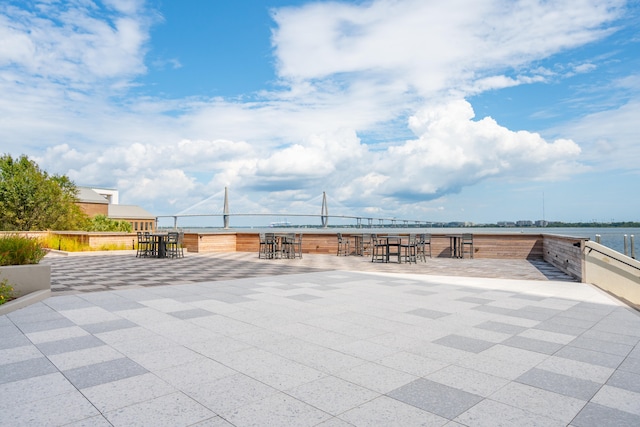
left=1, top=0, right=639, bottom=226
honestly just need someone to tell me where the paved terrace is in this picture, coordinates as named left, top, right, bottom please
left=1, top=252, right=639, bottom=426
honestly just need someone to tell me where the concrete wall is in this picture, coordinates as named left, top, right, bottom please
left=583, top=241, right=640, bottom=308
left=0, top=264, right=51, bottom=315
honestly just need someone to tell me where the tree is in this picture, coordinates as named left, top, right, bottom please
left=0, top=154, right=89, bottom=231
left=86, top=214, right=132, bottom=232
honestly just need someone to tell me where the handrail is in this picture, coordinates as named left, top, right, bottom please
left=155, top=212, right=435, bottom=228
left=585, top=244, right=640, bottom=272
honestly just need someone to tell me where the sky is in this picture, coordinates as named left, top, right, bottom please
left=1, top=0, right=639, bottom=227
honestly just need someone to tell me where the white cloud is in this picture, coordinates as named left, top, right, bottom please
left=0, top=0, right=633, bottom=220
left=271, top=0, right=623, bottom=96
left=552, top=100, right=640, bottom=170
left=347, top=100, right=582, bottom=205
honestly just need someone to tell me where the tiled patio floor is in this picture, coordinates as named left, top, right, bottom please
left=43, top=251, right=576, bottom=295
left=2, top=252, right=640, bottom=426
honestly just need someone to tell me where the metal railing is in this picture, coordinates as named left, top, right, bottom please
left=155, top=213, right=435, bottom=230
left=596, top=234, right=636, bottom=259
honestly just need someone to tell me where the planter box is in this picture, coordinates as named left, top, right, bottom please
left=0, top=264, right=51, bottom=315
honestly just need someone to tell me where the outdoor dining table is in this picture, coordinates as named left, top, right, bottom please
left=447, top=234, right=463, bottom=258
left=351, top=234, right=364, bottom=256
left=151, top=233, right=168, bottom=258
left=374, top=235, right=403, bottom=263
left=386, top=236, right=403, bottom=263
left=261, top=233, right=302, bottom=259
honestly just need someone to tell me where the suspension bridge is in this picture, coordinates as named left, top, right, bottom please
left=155, top=188, right=434, bottom=229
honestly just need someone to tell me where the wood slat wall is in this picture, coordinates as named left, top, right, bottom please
left=232, top=232, right=544, bottom=259
left=543, top=235, right=584, bottom=279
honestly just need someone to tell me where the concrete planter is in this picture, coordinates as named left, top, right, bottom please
left=0, top=264, right=51, bottom=315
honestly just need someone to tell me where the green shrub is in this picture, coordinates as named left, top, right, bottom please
left=0, top=234, right=47, bottom=266
left=86, top=215, right=132, bottom=232
left=39, top=234, right=89, bottom=252
left=0, top=278, right=15, bottom=305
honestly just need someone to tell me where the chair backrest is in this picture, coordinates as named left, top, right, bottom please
left=337, top=233, right=344, bottom=242
left=419, top=234, right=431, bottom=243
left=462, top=233, right=473, bottom=242
left=167, top=232, right=179, bottom=243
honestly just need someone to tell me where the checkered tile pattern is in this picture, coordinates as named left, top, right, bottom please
left=3, top=253, right=636, bottom=426
left=42, top=250, right=576, bottom=295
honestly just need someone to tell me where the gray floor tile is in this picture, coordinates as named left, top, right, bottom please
left=516, top=367, right=601, bottom=400
left=48, top=345, right=125, bottom=371
left=457, top=296, right=494, bottom=304
left=569, top=336, right=633, bottom=357
left=606, top=369, right=640, bottom=393
left=501, top=335, right=564, bottom=355
left=225, top=392, right=332, bottom=427
left=535, top=356, right=614, bottom=383
left=405, top=289, right=437, bottom=296
left=580, top=329, right=640, bottom=347
left=387, top=378, right=483, bottom=419
left=555, top=345, right=625, bottom=369
left=0, top=344, right=42, bottom=366
left=591, top=385, right=640, bottom=416
left=335, top=361, right=417, bottom=394
left=476, top=320, right=527, bottom=335
left=506, top=306, right=562, bottom=321
left=0, top=357, right=58, bottom=384
left=534, top=320, right=588, bottom=337
left=0, top=329, right=32, bottom=350
left=406, top=307, right=451, bottom=319
left=472, top=305, right=513, bottom=315
left=14, top=317, right=76, bottom=333
left=155, top=357, right=237, bottom=389
left=63, top=357, right=148, bottom=389
left=63, top=414, right=114, bottom=426
left=339, top=395, right=447, bottom=426
left=7, top=309, right=68, bottom=327
left=455, top=398, right=564, bottom=427
left=103, top=392, right=215, bottom=427
left=1, top=259, right=635, bottom=426
left=185, top=373, right=279, bottom=417
left=82, top=372, right=177, bottom=413
left=433, top=334, right=495, bottom=353
left=36, top=334, right=105, bottom=356
left=572, top=402, right=640, bottom=427
left=618, top=356, right=640, bottom=375
left=6, top=390, right=99, bottom=426
left=287, top=293, right=322, bottom=301
left=169, top=308, right=215, bottom=319
left=510, top=293, right=546, bottom=301
left=490, top=382, right=586, bottom=423
left=287, top=375, right=380, bottom=415
left=81, top=318, right=138, bottom=334
left=425, top=365, right=509, bottom=397
left=0, top=372, right=76, bottom=411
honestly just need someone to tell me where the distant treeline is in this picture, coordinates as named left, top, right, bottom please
left=476, top=221, right=640, bottom=228
left=544, top=221, right=640, bottom=228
